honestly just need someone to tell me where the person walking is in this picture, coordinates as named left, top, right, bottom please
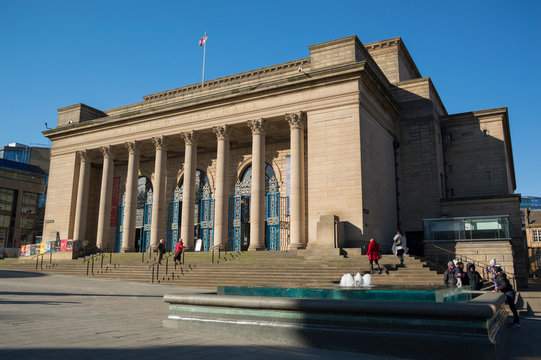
left=444, top=261, right=457, bottom=288
left=157, top=239, right=166, bottom=265
left=174, top=239, right=185, bottom=265
left=392, top=230, right=407, bottom=266
left=495, top=265, right=520, bottom=328
left=366, top=238, right=382, bottom=274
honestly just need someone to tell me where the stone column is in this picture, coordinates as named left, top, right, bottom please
left=286, top=112, right=306, bottom=249
left=213, top=125, right=231, bottom=249
left=73, top=150, right=90, bottom=245
left=248, top=119, right=266, bottom=251
left=180, top=131, right=198, bottom=249
left=96, top=146, right=114, bottom=251
left=150, top=136, right=167, bottom=251
left=121, top=141, right=140, bottom=253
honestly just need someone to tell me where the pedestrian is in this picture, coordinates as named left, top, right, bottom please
left=467, top=263, right=483, bottom=290
left=444, top=261, right=457, bottom=288
left=366, top=238, right=382, bottom=274
left=454, top=261, right=466, bottom=287
left=488, top=258, right=498, bottom=291
left=392, top=230, right=407, bottom=266
left=157, top=238, right=166, bottom=265
left=174, top=239, right=185, bottom=265
left=494, top=265, right=520, bottom=328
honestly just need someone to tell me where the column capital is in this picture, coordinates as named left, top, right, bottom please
left=213, top=124, right=231, bottom=140
left=77, top=150, right=88, bottom=162
left=152, top=135, right=168, bottom=150
left=285, top=112, right=306, bottom=130
left=247, top=119, right=267, bottom=135
left=125, top=141, right=140, bottom=154
left=100, top=145, right=114, bottom=159
left=181, top=131, right=199, bottom=145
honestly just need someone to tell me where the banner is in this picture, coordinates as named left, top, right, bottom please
left=111, top=177, right=120, bottom=226
left=20, top=245, right=26, bottom=256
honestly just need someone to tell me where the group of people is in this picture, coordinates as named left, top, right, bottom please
left=365, top=230, right=408, bottom=274
left=156, top=238, right=186, bottom=265
left=444, top=257, right=520, bottom=328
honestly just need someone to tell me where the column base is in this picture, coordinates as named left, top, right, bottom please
left=247, top=245, right=266, bottom=251
left=121, top=248, right=134, bottom=253
left=288, top=242, right=306, bottom=250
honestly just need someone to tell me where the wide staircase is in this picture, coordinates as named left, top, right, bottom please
left=0, top=250, right=443, bottom=289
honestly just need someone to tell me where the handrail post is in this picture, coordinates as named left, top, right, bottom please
left=142, top=248, right=145, bottom=263
left=166, top=258, right=169, bottom=275
left=152, top=265, right=154, bottom=283
left=35, top=256, right=38, bottom=270
left=109, top=252, right=112, bottom=265
left=40, top=255, right=43, bottom=270
left=101, top=254, right=104, bottom=269
left=212, top=247, right=214, bottom=264
left=219, top=246, right=221, bottom=259
left=50, top=252, right=52, bottom=264
left=87, top=261, right=89, bottom=276
left=91, top=256, right=94, bottom=275
left=182, top=250, right=185, bottom=265
left=156, top=263, right=160, bottom=281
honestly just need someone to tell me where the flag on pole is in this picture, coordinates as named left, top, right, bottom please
left=199, top=33, right=207, bottom=47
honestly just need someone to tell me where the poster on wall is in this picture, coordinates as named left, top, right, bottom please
left=45, top=242, right=52, bottom=253
left=30, top=244, right=36, bottom=255
left=60, top=239, right=74, bottom=251
left=20, top=245, right=26, bottom=256
left=111, top=177, right=120, bottom=226
left=39, top=242, right=46, bottom=254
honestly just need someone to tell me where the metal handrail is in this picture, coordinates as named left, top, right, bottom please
left=210, top=244, right=221, bottom=264
left=432, top=243, right=517, bottom=289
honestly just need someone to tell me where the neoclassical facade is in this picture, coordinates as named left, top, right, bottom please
left=42, top=35, right=525, bottom=282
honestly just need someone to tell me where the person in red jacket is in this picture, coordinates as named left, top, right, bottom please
left=366, top=238, right=382, bottom=274
left=174, top=239, right=185, bottom=265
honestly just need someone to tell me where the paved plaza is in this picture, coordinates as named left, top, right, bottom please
left=1, top=270, right=540, bottom=359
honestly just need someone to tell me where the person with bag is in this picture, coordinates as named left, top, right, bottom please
left=366, top=238, right=383, bottom=274
left=174, top=239, right=185, bottom=265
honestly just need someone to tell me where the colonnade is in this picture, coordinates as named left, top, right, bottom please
left=72, top=112, right=306, bottom=252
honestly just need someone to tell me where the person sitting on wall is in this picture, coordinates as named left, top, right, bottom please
left=366, top=238, right=383, bottom=274
left=157, top=239, right=166, bottom=265
left=495, top=265, right=520, bottom=328
left=467, top=263, right=483, bottom=291
left=174, top=239, right=185, bottom=265
left=444, top=261, right=457, bottom=288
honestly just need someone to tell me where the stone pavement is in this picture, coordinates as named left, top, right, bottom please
left=0, top=269, right=540, bottom=360
left=0, top=270, right=402, bottom=360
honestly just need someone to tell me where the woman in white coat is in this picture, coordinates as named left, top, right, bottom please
left=392, top=230, right=408, bottom=266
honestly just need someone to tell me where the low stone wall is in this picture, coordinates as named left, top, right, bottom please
left=163, top=292, right=508, bottom=360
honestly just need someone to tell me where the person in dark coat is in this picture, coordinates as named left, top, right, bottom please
left=495, top=266, right=520, bottom=328
left=466, top=263, right=482, bottom=290
left=366, top=238, right=382, bottom=274
left=157, top=238, right=166, bottom=265
left=444, top=261, right=457, bottom=288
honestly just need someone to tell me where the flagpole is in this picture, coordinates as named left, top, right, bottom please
left=201, top=31, right=207, bottom=88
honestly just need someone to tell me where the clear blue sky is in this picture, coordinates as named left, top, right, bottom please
left=1, top=1, right=539, bottom=196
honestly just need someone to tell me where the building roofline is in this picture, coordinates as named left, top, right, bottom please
left=365, top=37, right=422, bottom=79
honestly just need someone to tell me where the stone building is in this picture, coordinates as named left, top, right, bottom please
left=41, top=35, right=525, bottom=284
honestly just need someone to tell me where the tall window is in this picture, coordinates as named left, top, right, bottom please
left=533, top=229, right=541, bottom=243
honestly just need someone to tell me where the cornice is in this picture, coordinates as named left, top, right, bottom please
left=43, top=62, right=370, bottom=140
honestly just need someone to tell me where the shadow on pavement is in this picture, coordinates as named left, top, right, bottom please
left=0, top=291, right=165, bottom=298
left=0, top=300, right=81, bottom=305
left=0, top=270, right=48, bottom=279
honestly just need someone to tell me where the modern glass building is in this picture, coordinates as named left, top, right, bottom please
left=521, top=196, right=541, bottom=210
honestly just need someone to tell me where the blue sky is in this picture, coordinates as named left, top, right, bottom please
left=1, top=1, right=539, bottom=196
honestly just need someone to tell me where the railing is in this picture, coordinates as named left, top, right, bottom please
left=432, top=244, right=517, bottom=290
left=210, top=244, right=221, bottom=264
left=31, top=252, right=56, bottom=271
left=141, top=244, right=157, bottom=263
left=148, top=252, right=176, bottom=283
left=82, top=252, right=115, bottom=276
